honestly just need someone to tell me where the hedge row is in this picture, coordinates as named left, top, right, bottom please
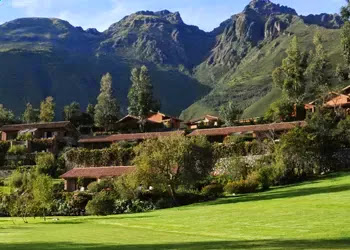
left=65, top=145, right=134, bottom=167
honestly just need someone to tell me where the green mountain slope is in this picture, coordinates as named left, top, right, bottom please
left=181, top=1, right=345, bottom=120
left=0, top=0, right=346, bottom=119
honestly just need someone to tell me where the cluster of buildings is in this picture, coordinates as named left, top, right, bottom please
left=1, top=85, right=349, bottom=191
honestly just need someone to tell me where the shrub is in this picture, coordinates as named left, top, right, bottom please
left=87, top=179, right=115, bottom=193
left=201, top=184, right=223, bottom=198
left=60, top=192, right=93, bottom=216
left=31, top=139, right=54, bottom=153
left=113, top=199, right=155, bottom=214
left=35, top=153, right=56, bottom=176
left=7, top=145, right=27, bottom=155
left=257, top=166, right=275, bottom=190
left=16, top=132, right=33, bottom=141
left=224, top=172, right=259, bottom=194
left=154, top=197, right=175, bottom=209
left=86, top=191, right=115, bottom=215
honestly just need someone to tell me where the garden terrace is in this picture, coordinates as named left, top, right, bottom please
left=79, top=130, right=185, bottom=149
left=188, top=121, right=307, bottom=142
left=60, top=166, right=135, bottom=192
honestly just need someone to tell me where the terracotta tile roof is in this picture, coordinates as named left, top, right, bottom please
left=79, top=130, right=185, bottom=143
left=60, top=166, right=136, bottom=179
left=188, top=121, right=307, bottom=137
left=116, top=115, right=160, bottom=125
left=188, top=115, right=220, bottom=124
left=1, top=121, right=74, bottom=132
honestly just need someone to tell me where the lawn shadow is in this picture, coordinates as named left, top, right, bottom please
left=0, top=238, right=349, bottom=249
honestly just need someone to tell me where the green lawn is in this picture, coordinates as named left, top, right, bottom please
left=1, top=172, right=350, bottom=249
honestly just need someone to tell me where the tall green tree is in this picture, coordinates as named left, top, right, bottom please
left=307, top=32, right=331, bottom=91
left=341, top=0, right=350, bottom=72
left=219, top=101, right=242, bottom=126
left=128, top=65, right=160, bottom=120
left=272, top=36, right=308, bottom=103
left=39, top=97, right=55, bottom=122
left=94, top=73, right=120, bottom=130
left=0, top=104, right=15, bottom=125
left=22, top=103, right=39, bottom=123
left=63, top=102, right=81, bottom=121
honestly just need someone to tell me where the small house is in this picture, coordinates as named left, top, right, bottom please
left=60, top=166, right=136, bottom=192
left=0, top=121, right=78, bottom=141
left=186, top=115, right=221, bottom=130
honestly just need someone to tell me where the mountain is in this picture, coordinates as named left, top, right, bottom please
left=0, top=0, right=346, bottom=120
left=181, top=0, right=345, bottom=120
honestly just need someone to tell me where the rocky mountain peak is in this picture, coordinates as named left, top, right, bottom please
left=245, top=0, right=297, bottom=16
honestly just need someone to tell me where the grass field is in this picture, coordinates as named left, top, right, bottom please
left=1, top=172, right=350, bottom=249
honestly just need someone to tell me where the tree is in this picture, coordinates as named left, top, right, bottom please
left=341, top=0, right=350, bottom=21
left=63, top=102, right=81, bottom=122
left=94, top=73, right=120, bottom=130
left=39, top=97, right=55, bottom=122
left=307, top=31, right=331, bottom=91
left=264, top=98, right=295, bottom=122
left=133, top=135, right=213, bottom=202
left=8, top=170, right=54, bottom=222
left=128, top=66, right=160, bottom=125
left=272, top=36, right=308, bottom=103
left=341, top=22, right=350, bottom=68
left=22, top=103, right=39, bottom=123
left=86, top=104, right=95, bottom=119
left=0, top=104, right=15, bottom=125
left=31, top=174, right=54, bottom=221
left=219, top=101, right=242, bottom=126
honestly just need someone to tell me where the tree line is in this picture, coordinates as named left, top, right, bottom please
left=0, top=65, right=160, bottom=131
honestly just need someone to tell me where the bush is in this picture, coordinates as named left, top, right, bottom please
left=65, top=144, right=135, bottom=168
left=58, top=192, right=93, bottom=216
left=201, top=184, right=223, bottom=198
left=154, top=197, right=175, bottom=209
left=87, top=179, right=115, bottom=193
left=35, top=153, right=56, bottom=176
left=86, top=191, right=115, bottom=215
left=257, top=166, right=275, bottom=190
left=16, top=132, right=33, bottom=141
left=224, top=172, right=259, bottom=194
left=7, top=145, right=27, bottom=155
left=113, top=199, right=155, bottom=214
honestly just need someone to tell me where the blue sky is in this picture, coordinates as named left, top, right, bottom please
left=0, top=0, right=346, bottom=32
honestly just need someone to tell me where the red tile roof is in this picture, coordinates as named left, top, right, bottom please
left=188, top=121, right=306, bottom=137
left=1, top=121, right=74, bottom=132
left=60, top=166, right=136, bottom=179
left=79, top=130, right=185, bottom=143
left=188, top=115, right=220, bottom=124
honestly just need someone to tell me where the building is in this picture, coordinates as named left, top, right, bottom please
left=79, top=130, right=185, bottom=149
left=0, top=121, right=78, bottom=141
left=147, top=112, right=182, bottom=129
left=116, top=112, right=183, bottom=132
left=0, top=121, right=79, bottom=154
left=187, top=121, right=306, bottom=142
left=305, top=85, right=350, bottom=114
left=186, top=115, right=221, bottom=130
left=60, top=166, right=135, bottom=192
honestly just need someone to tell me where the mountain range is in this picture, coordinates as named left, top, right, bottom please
left=0, top=0, right=346, bottom=120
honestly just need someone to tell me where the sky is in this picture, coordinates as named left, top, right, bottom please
left=0, top=0, right=346, bottom=32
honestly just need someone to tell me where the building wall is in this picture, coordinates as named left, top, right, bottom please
left=64, top=179, right=77, bottom=192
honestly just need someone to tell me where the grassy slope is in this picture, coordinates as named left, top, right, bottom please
left=1, top=172, right=350, bottom=249
left=182, top=20, right=346, bottom=120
